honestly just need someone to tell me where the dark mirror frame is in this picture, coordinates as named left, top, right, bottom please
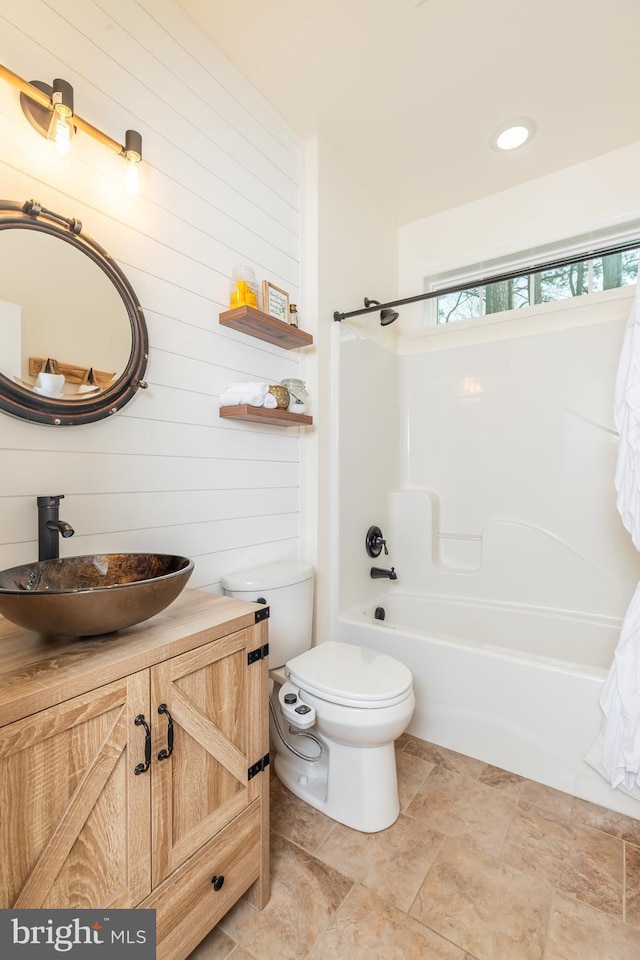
left=0, top=199, right=148, bottom=426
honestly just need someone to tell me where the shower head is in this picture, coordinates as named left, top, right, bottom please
left=363, top=297, right=399, bottom=326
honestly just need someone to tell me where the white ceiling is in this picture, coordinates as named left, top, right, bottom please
left=176, top=0, right=640, bottom=227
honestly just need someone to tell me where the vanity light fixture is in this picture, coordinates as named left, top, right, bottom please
left=0, top=63, right=143, bottom=192
left=46, top=78, right=74, bottom=155
left=490, top=117, right=536, bottom=152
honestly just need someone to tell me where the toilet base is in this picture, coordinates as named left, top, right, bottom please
left=273, top=735, right=400, bottom=833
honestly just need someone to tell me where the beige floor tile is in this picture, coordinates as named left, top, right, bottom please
left=478, top=765, right=573, bottom=818
left=501, top=801, right=623, bottom=917
left=403, top=738, right=485, bottom=779
left=410, top=836, right=554, bottom=960
left=626, top=842, right=640, bottom=929
left=189, top=738, right=640, bottom=960
left=219, top=833, right=352, bottom=960
left=396, top=746, right=435, bottom=811
left=309, top=883, right=465, bottom=960
left=543, top=892, right=640, bottom=960
left=315, top=813, right=444, bottom=911
left=405, top=765, right=517, bottom=856
left=269, top=775, right=336, bottom=853
left=186, top=926, right=236, bottom=960
left=570, top=796, right=640, bottom=845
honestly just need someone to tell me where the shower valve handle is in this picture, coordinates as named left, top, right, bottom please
left=366, top=525, right=388, bottom=558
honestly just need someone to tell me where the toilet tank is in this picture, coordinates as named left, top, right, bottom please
left=221, top=561, right=314, bottom=668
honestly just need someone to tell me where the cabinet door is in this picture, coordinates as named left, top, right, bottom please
left=0, top=672, right=151, bottom=909
left=150, top=627, right=263, bottom=887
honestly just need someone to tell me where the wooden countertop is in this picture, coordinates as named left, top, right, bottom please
left=0, top=589, right=265, bottom=727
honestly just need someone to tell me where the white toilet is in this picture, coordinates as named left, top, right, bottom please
left=222, top=560, right=415, bottom=833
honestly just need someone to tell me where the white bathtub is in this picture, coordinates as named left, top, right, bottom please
left=337, top=594, right=640, bottom=818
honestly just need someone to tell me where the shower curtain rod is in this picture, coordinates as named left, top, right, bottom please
left=332, top=236, right=640, bottom=322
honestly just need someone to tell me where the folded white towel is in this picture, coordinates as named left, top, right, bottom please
left=219, top=388, right=278, bottom=408
left=220, top=390, right=261, bottom=406
left=225, top=382, right=269, bottom=396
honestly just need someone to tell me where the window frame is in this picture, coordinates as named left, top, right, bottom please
left=421, top=223, right=640, bottom=332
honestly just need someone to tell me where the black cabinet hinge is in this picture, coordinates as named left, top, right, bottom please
left=254, top=605, right=270, bottom=623
left=247, top=643, right=269, bottom=665
left=248, top=752, right=270, bottom=780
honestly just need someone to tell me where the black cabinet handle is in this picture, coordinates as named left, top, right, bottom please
left=134, top=714, right=151, bottom=775
left=157, top=703, right=174, bottom=761
left=211, top=875, right=225, bottom=891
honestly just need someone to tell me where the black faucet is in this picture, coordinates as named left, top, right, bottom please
left=37, top=495, right=75, bottom=561
left=370, top=566, right=397, bottom=580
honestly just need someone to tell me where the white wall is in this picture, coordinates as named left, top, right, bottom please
left=399, top=141, right=640, bottom=313
left=0, top=0, right=307, bottom=590
left=308, top=138, right=398, bottom=624
left=391, top=144, right=640, bottom=619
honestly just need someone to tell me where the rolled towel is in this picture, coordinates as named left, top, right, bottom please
left=225, top=382, right=269, bottom=396
left=220, top=388, right=278, bottom=408
left=220, top=381, right=272, bottom=406
left=220, top=390, right=260, bottom=406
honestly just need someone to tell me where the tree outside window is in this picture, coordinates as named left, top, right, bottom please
left=436, top=250, right=638, bottom=325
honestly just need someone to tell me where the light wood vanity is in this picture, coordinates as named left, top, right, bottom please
left=0, top=589, right=270, bottom=960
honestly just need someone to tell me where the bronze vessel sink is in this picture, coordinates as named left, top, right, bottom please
left=0, top=553, right=194, bottom=637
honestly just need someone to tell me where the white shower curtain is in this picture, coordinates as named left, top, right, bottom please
left=586, top=277, right=640, bottom=799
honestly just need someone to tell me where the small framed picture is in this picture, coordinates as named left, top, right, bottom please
left=262, top=281, right=289, bottom=322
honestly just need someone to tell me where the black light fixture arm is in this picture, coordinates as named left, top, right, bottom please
left=333, top=235, right=640, bottom=322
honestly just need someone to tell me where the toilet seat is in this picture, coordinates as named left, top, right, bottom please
left=286, top=641, right=413, bottom=710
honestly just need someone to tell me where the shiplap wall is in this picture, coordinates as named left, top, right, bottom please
left=0, top=0, right=306, bottom=590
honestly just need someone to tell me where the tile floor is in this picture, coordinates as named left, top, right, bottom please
left=189, top=735, right=640, bottom=960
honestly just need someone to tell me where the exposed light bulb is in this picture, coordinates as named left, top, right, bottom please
left=124, top=129, right=142, bottom=196
left=46, top=80, right=75, bottom=156
left=47, top=107, right=74, bottom=155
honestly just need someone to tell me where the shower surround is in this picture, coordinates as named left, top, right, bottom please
left=337, top=306, right=640, bottom=819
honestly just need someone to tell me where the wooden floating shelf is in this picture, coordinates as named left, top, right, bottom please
left=219, top=305, right=313, bottom=350
left=220, top=404, right=313, bottom=426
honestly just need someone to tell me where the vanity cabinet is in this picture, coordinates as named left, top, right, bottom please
left=0, top=590, right=270, bottom=960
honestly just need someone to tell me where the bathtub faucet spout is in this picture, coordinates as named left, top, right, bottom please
left=370, top=566, right=397, bottom=580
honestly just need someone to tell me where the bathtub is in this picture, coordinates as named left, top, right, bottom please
left=337, top=593, right=640, bottom=818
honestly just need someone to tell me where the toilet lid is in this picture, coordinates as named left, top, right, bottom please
left=286, top=641, right=413, bottom=708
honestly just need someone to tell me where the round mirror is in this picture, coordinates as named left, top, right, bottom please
left=0, top=199, right=148, bottom=425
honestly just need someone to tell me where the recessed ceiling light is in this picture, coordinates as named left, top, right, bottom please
left=490, top=117, right=536, bottom=152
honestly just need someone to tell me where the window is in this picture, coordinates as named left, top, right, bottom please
left=429, top=242, right=639, bottom=327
